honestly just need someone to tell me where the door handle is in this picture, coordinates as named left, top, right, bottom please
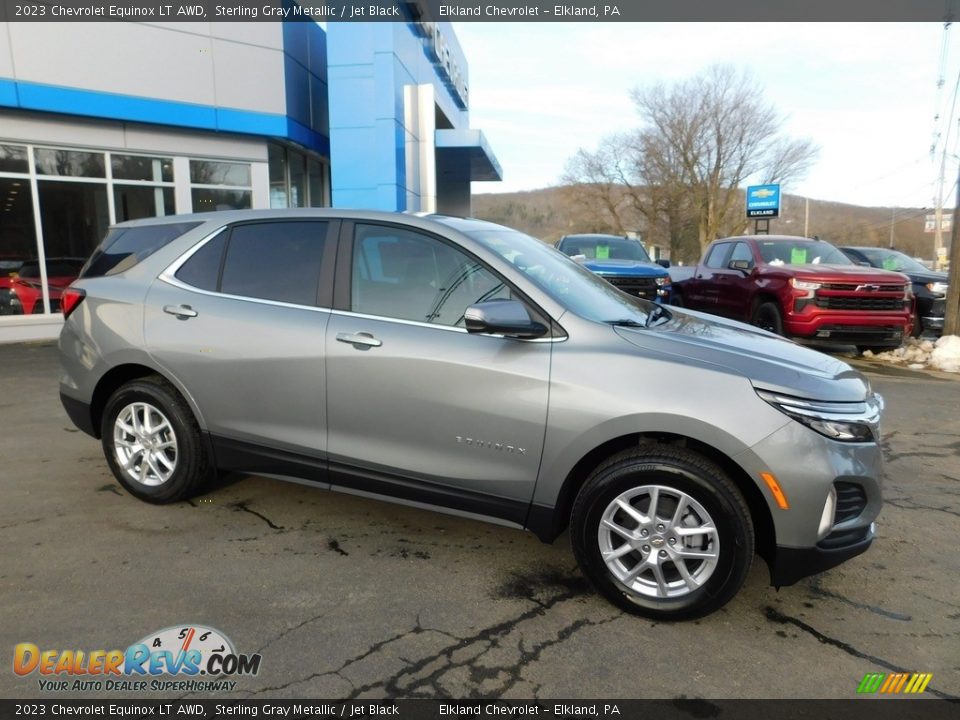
left=163, top=304, right=198, bottom=319
left=336, top=332, right=382, bottom=348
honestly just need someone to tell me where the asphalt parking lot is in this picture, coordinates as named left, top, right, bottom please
left=1, top=341, right=958, bottom=700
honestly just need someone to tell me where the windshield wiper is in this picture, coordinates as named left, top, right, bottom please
left=604, top=319, right=645, bottom=328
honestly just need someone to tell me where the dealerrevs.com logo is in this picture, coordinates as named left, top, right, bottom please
left=13, top=625, right=262, bottom=693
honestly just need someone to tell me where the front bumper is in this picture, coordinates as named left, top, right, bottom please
left=770, top=523, right=875, bottom=586
left=784, top=308, right=909, bottom=346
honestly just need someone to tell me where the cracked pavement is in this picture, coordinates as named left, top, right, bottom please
left=1, top=342, right=958, bottom=699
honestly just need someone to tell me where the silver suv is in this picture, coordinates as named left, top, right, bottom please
left=59, top=210, right=884, bottom=620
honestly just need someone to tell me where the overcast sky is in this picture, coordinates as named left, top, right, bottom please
left=455, top=22, right=959, bottom=209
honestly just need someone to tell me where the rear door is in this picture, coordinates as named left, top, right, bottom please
left=324, top=221, right=552, bottom=516
left=685, top=242, right=732, bottom=311
left=145, top=220, right=337, bottom=469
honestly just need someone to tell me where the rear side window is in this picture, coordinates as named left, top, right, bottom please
left=175, top=234, right=226, bottom=292
left=219, top=222, right=328, bottom=306
left=704, top=243, right=731, bottom=269
left=81, top=222, right=201, bottom=278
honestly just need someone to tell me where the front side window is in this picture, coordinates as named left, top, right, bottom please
left=351, top=224, right=511, bottom=326
left=218, top=222, right=328, bottom=306
left=729, top=242, right=755, bottom=267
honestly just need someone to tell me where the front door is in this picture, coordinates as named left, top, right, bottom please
left=325, top=222, right=551, bottom=516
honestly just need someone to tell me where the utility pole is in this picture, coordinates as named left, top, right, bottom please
left=889, top=207, right=895, bottom=248
left=804, top=197, right=809, bottom=237
left=943, top=161, right=960, bottom=336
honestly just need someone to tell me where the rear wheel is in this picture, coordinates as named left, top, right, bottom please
left=751, top=301, right=783, bottom=335
left=101, top=376, right=210, bottom=503
left=570, top=446, right=754, bottom=620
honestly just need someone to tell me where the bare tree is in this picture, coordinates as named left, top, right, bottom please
left=564, top=65, right=818, bottom=259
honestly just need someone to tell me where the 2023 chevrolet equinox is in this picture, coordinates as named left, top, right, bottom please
left=59, top=210, right=884, bottom=620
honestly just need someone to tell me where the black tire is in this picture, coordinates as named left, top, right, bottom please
left=751, top=301, right=783, bottom=335
left=669, top=291, right=684, bottom=308
left=910, top=309, right=922, bottom=338
left=101, top=376, right=210, bottom=503
left=571, top=446, right=754, bottom=620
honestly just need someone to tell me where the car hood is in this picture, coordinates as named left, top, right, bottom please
left=583, top=259, right=667, bottom=277
left=782, top=264, right=908, bottom=283
left=614, top=308, right=870, bottom=402
left=906, top=270, right=948, bottom=285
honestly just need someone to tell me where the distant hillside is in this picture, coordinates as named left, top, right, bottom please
left=472, top=186, right=942, bottom=264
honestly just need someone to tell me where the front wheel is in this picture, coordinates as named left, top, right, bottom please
left=571, top=446, right=754, bottom=620
left=101, top=376, right=211, bottom=503
left=751, top=301, right=783, bottom=335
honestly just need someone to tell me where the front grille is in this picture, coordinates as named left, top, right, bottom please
left=834, top=481, right=867, bottom=524
left=606, top=276, right=657, bottom=299
left=820, top=283, right=904, bottom=292
left=818, top=525, right=871, bottom=550
left=815, top=297, right=904, bottom=311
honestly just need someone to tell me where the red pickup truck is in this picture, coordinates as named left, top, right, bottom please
left=669, top=235, right=913, bottom=352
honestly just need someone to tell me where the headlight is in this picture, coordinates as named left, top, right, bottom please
left=926, top=281, right=948, bottom=295
left=756, top=389, right=882, bottom=443
left=655, top=276, right=671, bottom=286
left=789, top=278, right=821, bottom=291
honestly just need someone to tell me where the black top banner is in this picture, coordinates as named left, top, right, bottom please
left=0, top=0, right=955, bottom=22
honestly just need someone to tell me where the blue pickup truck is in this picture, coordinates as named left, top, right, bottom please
left=556, top=234, right=671, bottom=302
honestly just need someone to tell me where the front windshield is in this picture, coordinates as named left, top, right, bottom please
left=856, top=248, right=929, bottom=274
left=559, top=236, right=651, bottom=263
left=756, top=239, right=852, bottom=266
left=465, top=228, right=655, bottom=325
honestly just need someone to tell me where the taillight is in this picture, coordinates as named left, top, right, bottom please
left=61, top=287, right=86, bottom=319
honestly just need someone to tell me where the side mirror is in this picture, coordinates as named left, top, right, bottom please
left=464, top=300, right=547, bottom=339
left=656, top=259, right=671, bottom=268
left=728, top=259, right=752, bottom=273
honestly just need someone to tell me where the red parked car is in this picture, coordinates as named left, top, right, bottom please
left=0, top=258, right=85, bottom=315
left=669, top=236, right=913, bottom=353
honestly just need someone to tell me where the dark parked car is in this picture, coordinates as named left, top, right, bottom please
left=839, top=247, right=947, bottom=336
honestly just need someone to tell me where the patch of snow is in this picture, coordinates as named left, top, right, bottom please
left=930, top=335, right=960, bottom=373
left=864, top=335, right=960, bottom=374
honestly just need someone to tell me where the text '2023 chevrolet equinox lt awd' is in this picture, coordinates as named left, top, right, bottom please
left=59, top=210, right=884, bottom=620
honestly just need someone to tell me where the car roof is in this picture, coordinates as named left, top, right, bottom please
left=718, top=235, right=825, bottom=243
left=561, top=234, right=630, bottom=241
left=110, top=208, right=508, bottom=232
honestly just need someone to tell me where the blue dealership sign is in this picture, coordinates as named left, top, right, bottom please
left=746, top=184, right=781, bottom=218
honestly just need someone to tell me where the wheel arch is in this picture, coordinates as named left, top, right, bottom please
left=528, top=432, right=776, bottom=567
left=89, top=362, right=205, bottom=439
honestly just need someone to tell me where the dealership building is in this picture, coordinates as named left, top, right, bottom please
left=0, top=16, right=501, bottom=342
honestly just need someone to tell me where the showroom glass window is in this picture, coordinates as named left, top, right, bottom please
left=190, top=160, right=253, bottom=212
left=0, top=144, right=39, bottom=315
left=267, top=143, right=328, bottom=208
left=35, top=148, right=110, bottom=313
left=112, top=154, right=175, bottom=222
